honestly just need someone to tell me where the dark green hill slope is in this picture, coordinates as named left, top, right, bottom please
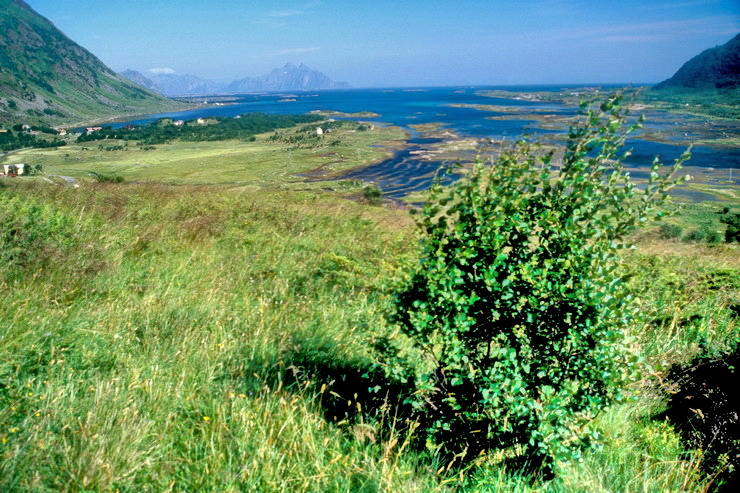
left=654, top=33, right=740, bottom=91
left=0, top=0, right=185, bottom=126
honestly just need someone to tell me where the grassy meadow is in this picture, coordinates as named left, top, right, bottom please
left=0, top=120, right=738, bottom=491
left=5, top=121, right=406, bottom=190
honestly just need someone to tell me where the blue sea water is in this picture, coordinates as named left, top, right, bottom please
left=106, top=86, right=739, bottom=199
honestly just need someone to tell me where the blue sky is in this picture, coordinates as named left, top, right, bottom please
left=25, top=0, right=740, bottom=87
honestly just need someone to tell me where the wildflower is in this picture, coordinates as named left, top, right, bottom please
left=203, top=416, right=210, bottom=422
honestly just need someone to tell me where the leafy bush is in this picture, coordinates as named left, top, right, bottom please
left=380, top=94, right=688, bottom=475
left=362, top=183, right=383, bottom=204
left=658, top=223, right=683, bottom=239
left=684, top=226, right=722, bottom=244
left=90, top=172, right=125, bottom=183
left=719, top=211, right=739, bottom=242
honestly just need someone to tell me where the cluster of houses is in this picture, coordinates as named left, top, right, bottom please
left=1, top=124, right=69, bottom=136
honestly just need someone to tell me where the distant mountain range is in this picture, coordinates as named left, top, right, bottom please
left=0, top=0, right=183, bottom=126
left=121, top=63, right=350, bottom=97
left=654, top=33, right=740, bottom=91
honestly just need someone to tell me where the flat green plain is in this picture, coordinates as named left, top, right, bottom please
left=6, top=122, right=406, bottom=190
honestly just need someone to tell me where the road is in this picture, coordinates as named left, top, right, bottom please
left=49, top=175, right=77, bottom=185
left=0, top=147, right=33, bottom=158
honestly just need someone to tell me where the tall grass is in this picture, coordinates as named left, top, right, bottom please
left=1, top=181, right=737, bottom=491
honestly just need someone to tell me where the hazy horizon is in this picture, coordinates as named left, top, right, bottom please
left=24, top=0, right=740, bottom=88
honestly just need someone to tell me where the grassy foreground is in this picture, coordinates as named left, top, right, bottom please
left=1, top=176, right=737, bottom=491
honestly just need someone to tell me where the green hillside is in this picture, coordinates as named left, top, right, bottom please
left=0, top=0, right=186, bottom=127
left=645, top=33, right=740, bottom=119
left=654, top=33, right=740, bottom=91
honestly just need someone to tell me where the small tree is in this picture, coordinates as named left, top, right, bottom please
left=381, top=94, right=688, bottom=474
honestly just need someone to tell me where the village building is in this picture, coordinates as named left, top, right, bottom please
left=2, top=163, right=27, bottom=175
left=85, top=126, right=103, bottom=135
left=316, top=127, right=324, bottom=136
left=57, top=128, right=68, bottom=135
left=196, top=118, right=206, bottom=125
left=174, top=120, right=185, bottom=126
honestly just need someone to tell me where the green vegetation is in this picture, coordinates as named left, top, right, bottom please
left=653, top=33, right=739, bottom=92
left=478, top=85, right=739, bottom=120
left=1, top=178, right=737, bottom=492
left=0, top=128, right=66, bottom=152
left=651, top=204, right=739, bottom=245
left=76, top=113, right=324, bottom=146
left=638, top=88, right=740, bottom=120
left=379, top=96, right=687, bottom=474
left=5, top=118, right=406, bottom=189
left=0, top=106, right=737, bottom=490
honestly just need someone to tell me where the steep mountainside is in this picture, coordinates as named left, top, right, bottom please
left=0, top=0, right=184, bottom=126
left=654, top=33, right=740, bottom=91
left=119, top=70, right=160, bottom=93
left=119, top=70, right=222, bottom=97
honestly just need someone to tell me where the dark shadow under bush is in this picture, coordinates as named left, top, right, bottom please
left=659, top=347, right=739, bottom=491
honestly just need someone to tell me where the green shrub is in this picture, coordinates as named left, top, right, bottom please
left=90, top=172, right=125, bottom=183
left=720, top=212, right=739, bottom=242
left=362, top=184, right=383, bottom=204
left=380, top=94, right=688, bottom=475
left=658, top=223, right=683, bottom=239
left=684, top=226, right=722, bottom=244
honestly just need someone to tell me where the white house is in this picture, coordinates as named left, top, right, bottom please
left=3, top=163, right=27, bottom=175
left=316, top=127, right=324, bottom=136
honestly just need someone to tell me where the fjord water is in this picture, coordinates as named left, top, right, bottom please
left=110, top=86, right=740, bottom=199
